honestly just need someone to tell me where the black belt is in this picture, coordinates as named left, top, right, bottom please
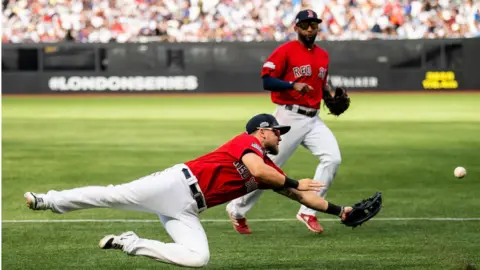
left=182, top=168, right=207, bottom=211
left=285, top=105, right=318, bottom=117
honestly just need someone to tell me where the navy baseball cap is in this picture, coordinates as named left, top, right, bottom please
left=295, top=9, right=322, bottom=24
left=246, top=114, right=291, bottom=135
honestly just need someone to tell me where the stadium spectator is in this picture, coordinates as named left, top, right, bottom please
left=2, top=0, right=479, bottom=43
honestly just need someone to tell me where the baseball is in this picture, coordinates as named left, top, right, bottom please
left=454, top=167, right=467, bottom=178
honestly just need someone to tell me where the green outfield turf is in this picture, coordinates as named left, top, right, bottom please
left=2, top=93, right=480, bottom=270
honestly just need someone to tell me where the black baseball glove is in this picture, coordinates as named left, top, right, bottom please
left=323, top=87, right=350, bottom=116
left=342, top=192, right=382, bottom=228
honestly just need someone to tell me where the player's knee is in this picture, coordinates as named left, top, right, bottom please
left=321, top=154, right=342, bottom=167
left=185, top=249, right=210, bottom=268
left=331, top=155, right=342, bottom=166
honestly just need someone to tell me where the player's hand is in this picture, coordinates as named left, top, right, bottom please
left=293, top=83, right=313, bottom=95
left=297, top=178, right=324, bottom=191
left=340, top=206, right=353, bottom=220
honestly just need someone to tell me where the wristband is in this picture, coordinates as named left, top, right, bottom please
left=284, top=176, right=299, bottom=189
left=325, top=202, right=344, bottom=217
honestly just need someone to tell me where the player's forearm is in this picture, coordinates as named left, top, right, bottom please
left=323, top=83, right=334, bottom=97
left=298, top=191, right=328, bottom=211
left=262, top=76, right=294, bottom=92
left=296, top=190, right=344, bottom=216
left=251, top=164, right=298, bottom=189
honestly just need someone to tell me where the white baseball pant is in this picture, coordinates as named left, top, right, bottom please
left=227, top=105, right=341, bottom=218
left=41, top=164, right=210, bottom=268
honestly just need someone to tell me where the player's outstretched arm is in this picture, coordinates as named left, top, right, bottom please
left=242, top=153, right=323, bottom=192
left=275, top=188, right=353, bottom=220
left=263, top=76, right=313, bottom=94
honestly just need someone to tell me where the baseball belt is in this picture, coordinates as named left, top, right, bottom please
left=182, top=168, right=207, bottom=213
left=285, top=105, right=318, bottom=117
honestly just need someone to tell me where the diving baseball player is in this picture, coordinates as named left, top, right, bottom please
left=226, top=9, right=351, bottom=234
left=24, top=113, right=378, bottom=268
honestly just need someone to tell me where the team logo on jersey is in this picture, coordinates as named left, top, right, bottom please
left=263, top=61, right=276, bottom=69
left=251, top=143, right=263, bottom=153
left=292, top=65, right=312, bottom=78
left=318, top=67, right=327, bottom=80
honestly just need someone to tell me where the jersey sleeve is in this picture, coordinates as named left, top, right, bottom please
left=229, top=135, right=265, bottom=160
left=261, top=45, right=288, bottom=79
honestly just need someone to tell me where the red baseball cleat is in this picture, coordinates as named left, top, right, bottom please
left=296, top=213, right=324, bottom=233
left=228, top=212, right=252, bottom=234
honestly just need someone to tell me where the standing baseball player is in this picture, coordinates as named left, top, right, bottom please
left=226, top=9, right=351, bottom=234
left=24, top=113, right=378, bottom=268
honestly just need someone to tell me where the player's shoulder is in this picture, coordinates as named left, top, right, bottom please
left=232, top=133, right=263, bottom=149
left=314, top=45, right=329, bottom=57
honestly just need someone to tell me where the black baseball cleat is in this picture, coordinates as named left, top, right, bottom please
left=24, top=192, right=49, bottom=211
left=99, top=235, right=123, bottom=250
left=99, top=231, right=138, bottom=250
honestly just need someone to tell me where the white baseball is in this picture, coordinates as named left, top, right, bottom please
left=454, top=167, right=467, bottom=178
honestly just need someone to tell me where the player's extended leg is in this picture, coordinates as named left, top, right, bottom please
left=297, top=118, right=342, bottom=231
left=225, top=105, right=308, bottom=234
left=99, top=213, right=209, bottom=268
left=25, top=165, right=195, bottom=218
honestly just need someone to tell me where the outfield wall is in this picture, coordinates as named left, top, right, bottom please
left=2, top=38, right=479, bottom=94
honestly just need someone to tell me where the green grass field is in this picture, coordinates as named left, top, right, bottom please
left=2, top=93, right=480, bottom=270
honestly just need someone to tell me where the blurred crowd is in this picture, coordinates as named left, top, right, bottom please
left=2, top=0, right=480, bottom=43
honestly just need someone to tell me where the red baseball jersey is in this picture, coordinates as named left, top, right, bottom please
left=261, top=40, right=330, bottom=109
left=184, top=133, right=285, bottom=208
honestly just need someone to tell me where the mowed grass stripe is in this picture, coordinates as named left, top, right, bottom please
left=2, top=93, right=480, bottom=121
left=3, top=217, right=480, bottom=223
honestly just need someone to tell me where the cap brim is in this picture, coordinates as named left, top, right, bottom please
left=297, top=18, right=323, bottom=24
left=273, top=125, right=291, bottom=135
